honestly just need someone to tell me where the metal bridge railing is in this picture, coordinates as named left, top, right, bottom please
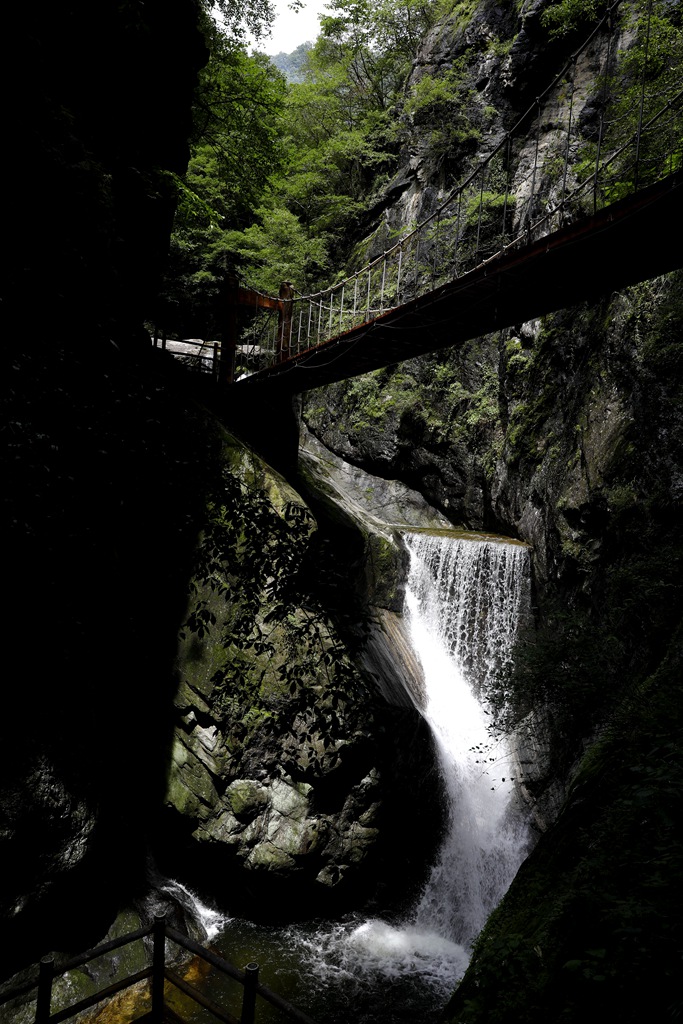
left=238, top=0, right=682, bottom=372
left=0, top=914, right=319, bottom=1024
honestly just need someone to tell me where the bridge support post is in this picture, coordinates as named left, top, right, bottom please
left=222, top=275, right=239, bottom=386
left=212, top=341, right=220, bottom=383
left=276, top=282, right=294, bottom=363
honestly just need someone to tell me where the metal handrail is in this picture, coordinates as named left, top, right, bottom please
left=1, top=914, right=320, bottom=1024
left=166, top=926, right=320, bottom=1024
left=231, top=0, right=682, bottom=371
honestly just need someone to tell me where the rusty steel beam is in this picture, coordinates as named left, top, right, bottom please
left=235, top=286, right=281, bottom=311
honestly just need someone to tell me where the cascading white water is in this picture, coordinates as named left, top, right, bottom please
left=331, top=533, right=531, bottom=970
left=155, top=876, right=229, bottom=942
left=404, top=532, right=531, bottom=948
left=207, top=530, right=532, bottom=1023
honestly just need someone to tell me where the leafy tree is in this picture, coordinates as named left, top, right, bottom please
left=237, top=0, right=441, bottom=284
left=222, top=206, right=330, bottom=292
left=541, top=0, right=607, bottom=36
left=313, top=0, right=438, bottom=114
left=161, top=0, right=447, bottom=328
left=187, top=32, right=287, bottom=221
left=271, top=41, right=313, bottom=83
left=160, top=30, right=287, bottom=335
left=205, top=0, right=275, bottom=39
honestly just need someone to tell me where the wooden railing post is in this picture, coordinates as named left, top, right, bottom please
left=35, top=955, right=54, bottom=1024
left=276, top=282, right=294, bottom=363
left=240, top=962, right=259, bottom=1024
left=151, top=913, right=166, bottom=1023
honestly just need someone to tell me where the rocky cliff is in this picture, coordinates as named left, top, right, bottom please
left=157, top=417, right=443, bottom=919
left=302, top=0, right=683, bottom=1018
left=3, top=0, right=682, bottom=1019
left=1, top=0, right=207, bottom=971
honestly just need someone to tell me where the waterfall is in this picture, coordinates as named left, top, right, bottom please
left=143, top=860, right=229, bottom=942
left=206, top=530, right=533, bottom=1023
left=404, top=532, right=531, bottom=948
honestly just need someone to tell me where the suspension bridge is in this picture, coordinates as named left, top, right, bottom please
left=205, top=0, right=683, bottom=397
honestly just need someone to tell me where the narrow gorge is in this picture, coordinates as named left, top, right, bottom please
left=2, top=0, right=682, bottom=1022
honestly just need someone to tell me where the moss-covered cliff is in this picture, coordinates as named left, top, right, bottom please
left=3, top=0, right=682, bottom=1019
left=1, top=0, right=443, bottom=984
left=300, top=0, right=683, bottom=1018
left=157, top=418, right=442, bottom=919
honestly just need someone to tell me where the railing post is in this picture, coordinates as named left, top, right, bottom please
left=151, top=913, right=166, bottom=1023
left=560, top=63, right=575, bottom=215
left=453, top=189, right=462, bottom=277
left=502, top=132, right=512, bottom=242
left=529, top=98, right=541, bottom=230
left=276, top=281, right=294, bottom=363
left=35, top=955, right=54, bottom=1024
left=222, top=274, right=239, bottom=385
left=475, top=162, right=487, bottom=262
left=240, top=962, right=259, bottom=1024
left=634, top=0, right=654, bottom=192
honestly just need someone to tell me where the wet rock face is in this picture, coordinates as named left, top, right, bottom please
left=306, top=273, right=683, bottom=810
left=301, top=1, right=683, bottom=1013
left=303, top=0, right=683, bottom=852
left=0, top=757, right=98, bottom=923
left=160, top=424, right=442, bottom=917
left=303, top=340, right=502, bottom=532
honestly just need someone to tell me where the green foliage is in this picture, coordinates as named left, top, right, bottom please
left=447, top=0, right=479, bottom=28
left=564, top=0, right=683, bottom=206
left=461, top=364, right=500, bottom=428
left=162, top=0, right=494, bottom=318
left=161, top=36, right=287, bottom=334
left=406, top=56, right=481, bottom=162
left=278, top=76, right=392, bottom=238
left=188, top=38, right=286, bottom=214
left=275, top=0, right=453, bottom=280
left=222, top=206, right=330, bottom=293
left=541, top=0, right=606, bottom=37
left=205, top=0, right=275, bottom=39
left=265, top=0, right=440, bottom=265
left=603, top=0, right=683, bottom=185
left=313, top=0, right=439, bottom=112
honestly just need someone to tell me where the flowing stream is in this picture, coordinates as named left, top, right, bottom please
left=174, top=531, right=532, bottom=1024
